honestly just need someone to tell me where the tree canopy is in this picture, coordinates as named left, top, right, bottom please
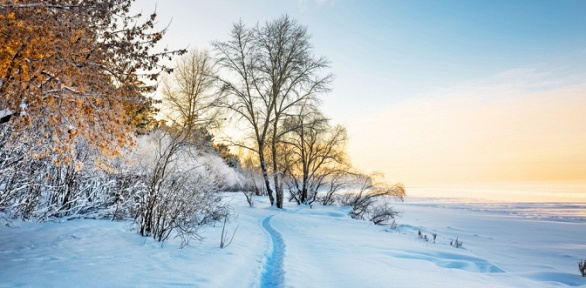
left=0, top=0, right=185, bottom=164
left=213, top=15, right=332, bottom=207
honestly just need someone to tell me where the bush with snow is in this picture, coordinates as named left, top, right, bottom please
left=451, top=237, right=464, bottom=248
left=130, top=129, right=236, bottom=246
left=337, top=173, right=404, bottom=225
left=369, top=202, right=400, bottom=225
left=0, top=132, right=125, bottom=221
left=579, top=259, right=586, bottom=277
left=241, top=167, right=268, bottom=196
left=0, top=125, right=242, bottom=248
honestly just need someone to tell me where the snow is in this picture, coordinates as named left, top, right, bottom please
left=0, top=109, right=11, bottom=119
left=1, top=193, right=585, bottom=287
left=260, top=215, right=285, bottom=288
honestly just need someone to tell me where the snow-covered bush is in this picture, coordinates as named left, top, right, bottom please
left=338, top=173, right=405, bottom=225
left=579, top=260, right=586, bottom=277
left=1, top=123, right=240, bottom=238
left=0, top=123, right=37, bottom=220
left=417, top=230, right=437, bottom=243
left=451, top=237, right=464, bottom=248
left=242, top=168, right=268, bottom=196
left=315, top=169, right=355, bottom=206
left=36, top=141, right=111, bottom=220
left=369, top=202, right=400, bottom=225
left=0, top=132, right=123, bottom=221
left=198, top=151, right=244, bottom=192
left=130, top=129, right=232, bottom=246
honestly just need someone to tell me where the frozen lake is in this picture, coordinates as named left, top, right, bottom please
left=407, top=182, right=586, bottom=203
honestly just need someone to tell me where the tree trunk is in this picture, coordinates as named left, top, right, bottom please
left=301, top=175, right=308, bottom=204
left=271, top=128, right=283, bottom=209
left=258, top=143, right=274, bottom=206
left=274, top=172, right=283, bottom=209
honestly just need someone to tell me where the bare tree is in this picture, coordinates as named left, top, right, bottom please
left=213, top=15, right=332, bottom=208
left=281, top=105, right=349, bottom=205
left=160, top=49, right=223, bottom=135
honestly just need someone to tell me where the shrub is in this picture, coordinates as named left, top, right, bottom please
left=579, top=260, right=586, bottom=277
left=132, top=130, right=230, bottom=247
left=341, top=173, right=404, bottom=225
left=241, top=168, right=267, bottom=196
left=219, top=216, right=238, bottom=249
left=242, top=191, right=255, bottom=207
left=0, top=135, right=136, bottom=222
left=369, top=202, right=400, bottom=225
left=450, top=237, right=463, bottom=248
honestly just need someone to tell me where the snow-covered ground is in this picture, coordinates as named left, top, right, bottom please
left=1, top=193, right=585, bottom=287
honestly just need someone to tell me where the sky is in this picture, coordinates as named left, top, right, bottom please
left=132, top=0, right=586, bottom=188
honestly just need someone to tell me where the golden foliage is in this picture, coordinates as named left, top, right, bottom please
left=0, top=0, right=185, bottom=165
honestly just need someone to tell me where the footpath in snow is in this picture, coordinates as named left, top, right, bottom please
left=1, top=193, right=585, bottom=287
left=259, top=215, right=285, bottom=288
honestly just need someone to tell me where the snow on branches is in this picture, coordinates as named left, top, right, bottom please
left=0, top=0, right=185, bottom=164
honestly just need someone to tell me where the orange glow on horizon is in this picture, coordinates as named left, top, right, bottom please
left=346, top=83, right=586, bottom=189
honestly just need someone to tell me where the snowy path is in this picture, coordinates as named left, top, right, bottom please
left=1, top=194, right=585, bottom=287
left=259, top=215, right=286, bottom=288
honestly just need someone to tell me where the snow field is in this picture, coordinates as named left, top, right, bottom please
left=0, top=206, right=267, bottom=288
left=1, top=193, right=585, bottom=287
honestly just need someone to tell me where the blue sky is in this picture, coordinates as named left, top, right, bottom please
left=134, top=0, right=586, bottom=187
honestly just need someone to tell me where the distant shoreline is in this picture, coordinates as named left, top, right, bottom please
left=405, top=182, right=586, bottom=203
left=399, top=200, right=586, bottom=223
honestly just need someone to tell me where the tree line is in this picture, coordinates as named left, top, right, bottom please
left=0, top=0, right=404, bottom=243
